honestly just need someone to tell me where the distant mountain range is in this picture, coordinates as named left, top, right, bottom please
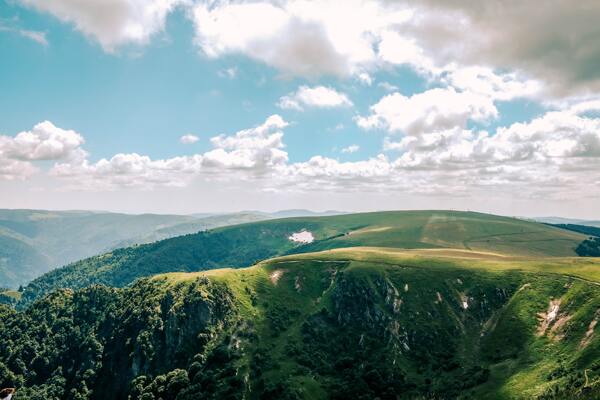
left=530, top=216, right=600, bottom=227
left=0, top=209, right=344, bottom=288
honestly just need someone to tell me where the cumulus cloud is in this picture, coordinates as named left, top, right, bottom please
left=187, top=0, right=600, bottom=96
left=179, top=134, right=199, bottom=144
left=0, top=121, right=85, bottom=161
left=356, top=87, right=497, bottom=135
left=0, top=121, right=86, bottom=180
left=0, top=158, right=37, bottom=181
left=386, top=103, right=600, bottom=178
left=441, top=66, right=542, bottom=101
left=202, top=114, right=289, bottom=171
left=278, top=86, right=353, bottom=111
left=50, top=115, right=290, bottom=189
left=191, top=0, right=405, bottom=77
left=402, top=0, right=600, bottom=95
left=7, top=103, right=600, bottom=202
left=16, top=0, right=600, bottom=96
left=18, top=0, right=181, bottom=51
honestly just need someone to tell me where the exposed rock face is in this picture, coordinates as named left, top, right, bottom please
left=95, top=278, right=237, bottom=400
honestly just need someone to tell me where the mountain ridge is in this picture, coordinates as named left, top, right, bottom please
left=19, top=210, right=587, bottom=306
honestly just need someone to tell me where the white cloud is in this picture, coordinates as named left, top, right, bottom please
left=358, top=72, right=373, bottom=86
left=0, top=19, right=48, bottom=46
left=191, top=0, right=408, bottom=77
left=404, top=0, right=600, bottom=95
left=7, top=102, right=600, bottom=203
left=341, top=144, right=360, bottom=153
left=378, top=82, right=399, bottom=92
left=385, top=104, right=600, bottom=176
left=0, top=121, right=86, bottom=180
left=187, top=0, right=600, bottom=97
left=0, top=121, right=85, bottom=161
left=19, top=0, right=181, bottom=51
left=14, top=0, right=600, bottom=97
left=50, top=115, right=290, bottom=188
left=356, top=87, right=497, bottom=135
left=179, top=134, right=199, bottom=144
left=378, top=30, right=439, bottom=75
left=202, top=114, right=288, bottom=171
left=278, top=85, right=353, bottom=111
left=442, top=66, right=541, bottom=101
left=0, top=158, right=37, bottom=180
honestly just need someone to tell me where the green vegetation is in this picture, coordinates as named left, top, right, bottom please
left=0, top=209, right=271, bottom=288
left=2, top=248, right=600, bottom=399
left=576, top=237, right=600, bottom=257
left=551, top=223, right=600, bottom=238
left=20, top=211, right=587, bottom=305
left=0, top=288, right=22, bottom=307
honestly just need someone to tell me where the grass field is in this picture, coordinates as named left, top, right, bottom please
left=266, top=210, right=588, bottom=257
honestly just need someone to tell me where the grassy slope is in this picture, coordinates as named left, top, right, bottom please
left=20, top=211, right=587, bottom=304
left=155, top=248, right=600, bottom=399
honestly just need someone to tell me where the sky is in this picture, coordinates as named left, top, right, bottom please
left=0, top=0, right=599, bottom=218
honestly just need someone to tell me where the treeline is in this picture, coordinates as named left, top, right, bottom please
left=552, top=223, right=600, bottom=238
left=549, top=223, right=600, bottom=257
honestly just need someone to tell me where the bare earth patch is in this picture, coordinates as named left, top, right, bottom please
left=288, top=231, right=314, bottom=243
left=580, top=312, right=599, bottom=348
left=269, top=270, right=285, bottom=285
left=537, top=299, right=561, bottom=336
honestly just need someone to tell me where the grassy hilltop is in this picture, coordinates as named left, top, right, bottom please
left=20, top=210, right=586, bottom=304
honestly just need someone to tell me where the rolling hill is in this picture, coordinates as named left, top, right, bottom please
left=19, top=210, right=587, bottom=305
left=2, top=247, right=599, bottom=399
left=0, top=209, right=272, bottom=288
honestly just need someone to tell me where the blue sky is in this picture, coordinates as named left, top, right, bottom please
left=1, top=0, right=599, bottom=217
left=1, top=6, right=427, bottom=163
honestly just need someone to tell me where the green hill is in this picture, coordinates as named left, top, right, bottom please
left=2, top=248, right=599, bottom=399
left=20, top=211, right=586, bottom=305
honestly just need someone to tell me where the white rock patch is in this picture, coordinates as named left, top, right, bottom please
left=537, top=299, right=562, bottom=336
left=288, top=230, right=314, bottom=243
